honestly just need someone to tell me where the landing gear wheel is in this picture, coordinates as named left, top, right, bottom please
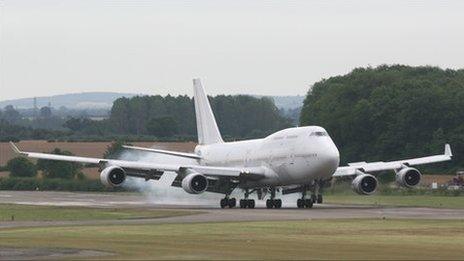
left=248, top=199, right=255, bottom=209
left=240, top=199, right=246, bottom=208
left=228, top=198, right=236, bottom=208
left=310, top=194, right=317, bottom=203
left=274, top=199, right=282, bottom=209
left=266, top=199, right=273, bottom=209
left=220, top=198, right=227, bottom=209
left=317, top=194, right=323, bottom=204
left=304, top=199, right=314, bottom=208
left=297, top=199, right=304, bottom=208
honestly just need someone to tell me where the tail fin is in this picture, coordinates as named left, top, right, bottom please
left=193, top=79, right=224, bottom=145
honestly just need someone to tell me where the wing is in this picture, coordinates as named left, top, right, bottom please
left=333, top=144, right=453, bottom=177
left=122, top=145, right=202, bottom=160
left=9, top=142, right=265, bottom=181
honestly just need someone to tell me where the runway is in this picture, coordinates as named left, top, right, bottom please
left=1, top=191, right=464, bottom=229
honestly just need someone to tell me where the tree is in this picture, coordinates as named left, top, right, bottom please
left=300, top=65, right=464, bottom=172
left=37, top=148, right=83, bottom=179
left=7, top=157, right=37, bottom=177
left=3, top=105, right=21, bottom=124
left=147, top=117, right=179, bottom=137
left=39, top=106, right=52, bottom=118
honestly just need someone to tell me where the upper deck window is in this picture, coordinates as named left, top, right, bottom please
left=310, top=131, right=328, bottom=137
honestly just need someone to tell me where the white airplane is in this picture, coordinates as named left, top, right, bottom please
left=10, top=79, right=453, bottom=209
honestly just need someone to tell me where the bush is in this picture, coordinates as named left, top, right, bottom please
left=104, top=140, right=130, bottom=159
left=36, top=148, right=83, bottom=179
left=6, top=157, right=37, bottom=177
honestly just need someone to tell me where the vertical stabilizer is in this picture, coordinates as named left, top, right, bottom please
left=193, top=79, right=224, bottom=145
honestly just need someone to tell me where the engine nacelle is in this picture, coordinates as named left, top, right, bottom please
left=396, top=167, right=422, bottom=188
left=352, top=174, right=378, bottom=195
left=100, top=166, right=126, bottom=188
left=181, top=173, right=208, bottom=194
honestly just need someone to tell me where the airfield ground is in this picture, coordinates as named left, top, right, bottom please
left=1, top=191, right=464, bottom=259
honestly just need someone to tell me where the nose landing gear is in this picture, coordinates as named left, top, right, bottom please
left=297, top=189, right=313, bottom=208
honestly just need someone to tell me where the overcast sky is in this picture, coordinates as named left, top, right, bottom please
left=1, top=0, right=463, bottom=100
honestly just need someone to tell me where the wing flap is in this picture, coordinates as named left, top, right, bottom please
left=122, top=145, right=202, bottom=160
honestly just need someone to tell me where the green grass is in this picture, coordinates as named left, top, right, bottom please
left=1, top=219, right=464, bottom=259
left=325, top=195, right=464, bottom=209
left=0, top=204, right=199, bottom=222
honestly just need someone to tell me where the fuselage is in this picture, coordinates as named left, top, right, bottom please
left=195, top=126, right=340, bottom=187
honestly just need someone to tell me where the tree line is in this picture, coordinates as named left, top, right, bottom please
left=1, top=95, right=293, bottom=142
left=300, top=65, right=464, bottom=172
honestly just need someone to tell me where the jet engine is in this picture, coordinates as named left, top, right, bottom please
left=181, top=173, right=208, bottom=194
left=396, top=167, right=422, bottom=188
left=352, top=174, right=378, bottom=195
left=100, top=166, right=126, bottom=187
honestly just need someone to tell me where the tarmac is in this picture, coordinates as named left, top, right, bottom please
left=2, top=190, right=464, bottom=260
left=1, top=191, right=464, bottom=229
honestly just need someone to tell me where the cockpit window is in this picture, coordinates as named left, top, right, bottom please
left=310, top=131, right=328, bottom=137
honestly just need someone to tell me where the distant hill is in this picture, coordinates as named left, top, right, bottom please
left=0, top=92, right=138, bottom=109
left=1, top=92, right=304, bottom=111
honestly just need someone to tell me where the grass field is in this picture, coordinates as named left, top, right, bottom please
left=0, top=204, right=198, bottom=222
left=325, top=195, right=464, bottom=209
left=1, top=219, right=464, bottom=259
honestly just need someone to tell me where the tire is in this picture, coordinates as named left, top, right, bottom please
left=274, top=199, right=282, bottom=209
left=228, top=198, right=236, bottom=208
left=317, top=194, right=323, bottom=204
left=248, top=200, right=255, bottom=209
left=304, top=199, right=313, bottom=208
left=297, top=199, right=303, bottom=208
left=220, top=198, right=227, bottom=208
left=266, top=199, right=273, bottom=209
left=310, top=194, right=317, bottom=203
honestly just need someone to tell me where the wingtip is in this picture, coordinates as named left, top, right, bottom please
left=9, top=141, right=21, bottom=154
left=445, top=144, right=452, bottom=157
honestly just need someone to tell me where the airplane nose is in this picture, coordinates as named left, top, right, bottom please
left=321, top=143, right=340, bottom=174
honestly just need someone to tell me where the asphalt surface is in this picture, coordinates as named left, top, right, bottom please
left=1, top=191, right=464, bottom=230
left=2, top=191, right=464, bottom=259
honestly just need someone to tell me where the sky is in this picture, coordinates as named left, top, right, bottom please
left=1, top=0, right=463, bottom=100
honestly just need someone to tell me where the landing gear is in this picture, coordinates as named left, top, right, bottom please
left=266, top=188, right=282, bottom=209
left=266, top=199, right=282, bottom=208
left=240, top=199, right=255, bottom=208
left=297, top=187, right=314, bottom=208
left=220, top=197, right=236, bottom=208
left=313, top=180, right=325, bottom=204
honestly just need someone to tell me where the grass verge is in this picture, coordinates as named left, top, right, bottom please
left=325, top=195, right=464, bottom=209
left=0, top=204, right=199, bottom=222
left=1, top=219, right=464, bottom=259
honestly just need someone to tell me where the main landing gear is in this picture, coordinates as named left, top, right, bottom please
left=240, top=189, right=255, bottom=208
left=266, top=187, right=282, bottom=209
left=220, top=197, right=236, bottom=208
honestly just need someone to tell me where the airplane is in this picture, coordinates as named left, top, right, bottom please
left=10, top=79, right=453, bottom=209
